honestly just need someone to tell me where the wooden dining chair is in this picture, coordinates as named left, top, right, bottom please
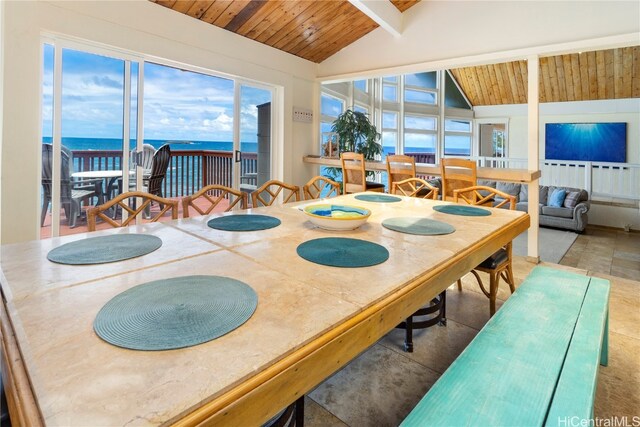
left=251, top=180, right=300, bottom=207
left=87, top=191, right=178, bottom=231
left=340, top=152, right=385, bottom=194
left=386, top=154, right=416, bottom=192
left=440, top=158, right=477, bottom=201
left=391, top=178, right=439, bottom=200
left=182, top=185, right=247, bottom=218
left=302, top=176, right=340, bottom=200
left=454, top=186, right=517, bottom=316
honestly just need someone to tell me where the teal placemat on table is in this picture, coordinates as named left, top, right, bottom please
left=297, top=237, right=389, bottom=268
left=94, top=275, right=258, bottom=351
left=382, top=217, right=455, bottom=235
left=433, top=205, right=491, bottom=217
left=207, top=214, right=281, bottom=231
left=47, top=234, right=162, bottom=265
left=354, top=194, right=402, bottom=203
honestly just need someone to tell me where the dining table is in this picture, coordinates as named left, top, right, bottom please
left=0, top=192, right=530, bottom=426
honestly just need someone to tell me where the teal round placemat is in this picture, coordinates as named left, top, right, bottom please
left=433, top=205, right=491, bottom=217
left=94, top=275, right=258, bottom=351
left=296, top=237, right=389, bottom=268
left=382, top=217, right=456, bottom=235
left=354, top=194, right=402, bottom=203
left=47, top=234, right=162, bottom=265
left=207, top=214, right=281, bottom=231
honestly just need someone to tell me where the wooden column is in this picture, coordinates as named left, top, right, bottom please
left=527, top=55, right=540, bottom=263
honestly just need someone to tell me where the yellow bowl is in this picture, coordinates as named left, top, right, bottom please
left=303, top=204, right=371, bottom=231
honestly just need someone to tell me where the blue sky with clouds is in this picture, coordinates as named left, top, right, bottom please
left=42, top=45, right=270, bottom=143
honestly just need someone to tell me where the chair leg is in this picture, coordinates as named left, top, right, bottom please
left=489, top=270, right=500, bottom=317
left=471, top=270, right=490, bottom=298
left=404, top=316, right=414, bottom=353
left=505, top=263, right=516, bottom=293
left=294, top=396, right=305, bottom=426
left=41, top=197, right=50, bottom=226
left=439, top=290, right=447, bottom=326
left=456, top=279, right=462, bottom=291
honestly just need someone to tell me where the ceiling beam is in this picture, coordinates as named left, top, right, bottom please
left=348, top=0, right=403, bottom=37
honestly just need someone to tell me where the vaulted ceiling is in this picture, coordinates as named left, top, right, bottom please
left=450, top=47, right=640, bottom=106
left=150, top=0, right=420, bottom=63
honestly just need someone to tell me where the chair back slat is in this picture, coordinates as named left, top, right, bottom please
left=386, top=155, right=416, bottom=191
left=303, top=176, right=340, bottom=200
left=453, top=186, right=517, bottom=210
left=182, top=185, right=247, bottom=218
left=87, top=191, right=178, bottom=231
left=251, top=180, right=300, bottom=207
left=440, top=158, right=477, bottom=201
left=392, top=178, right=439, bottom=200
left=341, top=152, right=366, bottom=194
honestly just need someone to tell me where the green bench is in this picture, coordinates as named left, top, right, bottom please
left=402, top=266, right=610, bottom=427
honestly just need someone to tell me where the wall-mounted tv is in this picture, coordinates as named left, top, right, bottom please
left=545, top=122, right=627, bottom=163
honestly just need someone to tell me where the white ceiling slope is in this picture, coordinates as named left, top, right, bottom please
left=317, top=1, right=640, bottom=80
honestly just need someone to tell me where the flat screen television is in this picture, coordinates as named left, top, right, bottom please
left=545, top=122, right=627, bottom=162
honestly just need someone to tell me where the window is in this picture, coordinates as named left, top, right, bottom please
left=353, top=79, right=367, bottom=92
left=381, top=112, right=398, bottom=158
left=404, top=113, right=437, bottom=161
left=444, top=119, right=472, bottom=156
left=404, top=72, right=437, bottom=106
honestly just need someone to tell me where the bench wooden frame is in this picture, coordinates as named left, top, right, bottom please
left=402, top=266, right=610, bottom=426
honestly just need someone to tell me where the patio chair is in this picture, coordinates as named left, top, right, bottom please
left=454, top=186, right=517, bottom=316
left=41, top=144, right=98, bottom=228
left=391, top=177, right=439, bottom=200
left=182, top=185, right=247, bottom=218
left=340, top=152, right=385, bottom=194
left=145, top=144, right=171, bottom=198
left=440, top=158, right=477, bottom=201
left=87, top=191, right=178, bottom=231
left=302, top=176, right=340, bottom=200
left=386, top=154, right=417, bottom=192
left=251, top=180, right=300, bottom=207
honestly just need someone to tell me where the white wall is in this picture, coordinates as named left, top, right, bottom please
left=0, top=0, right=318, bottom=244
left=474, top=98, right=640, bottom=230
left=318, top=1, right=640, bottom=79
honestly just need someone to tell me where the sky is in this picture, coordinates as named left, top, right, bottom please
left=42, top=45, right=271, bottom=143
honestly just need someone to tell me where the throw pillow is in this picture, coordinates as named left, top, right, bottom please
left=549, top=188, right=567, bottom=207
left=564, top=191, right=581, bottom=209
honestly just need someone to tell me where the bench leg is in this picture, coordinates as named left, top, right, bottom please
left=600, top=311, right=609, bottom=367
left=404, top=316, right=414, bottom=353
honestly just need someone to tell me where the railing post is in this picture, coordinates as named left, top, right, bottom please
left=585, top=161, right=593, bottom=197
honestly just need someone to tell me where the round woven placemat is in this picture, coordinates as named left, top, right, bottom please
left=47, top=234, right=162, bottom=265
left=207, top=214, right=281, bottom=231
left=354, top=194, right=402, bottom=203
left=382, top=217, right=456, bottom=235
left=94, top=275, right=258, bottom=351
left=433, top=205, right=491, bottom=217
left=296, top=237, right=389, bottom=268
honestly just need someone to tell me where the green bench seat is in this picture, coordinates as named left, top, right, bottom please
left=401, top=266, right=610, bottom=427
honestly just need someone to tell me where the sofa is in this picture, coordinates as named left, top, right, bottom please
left=427, top=178, right=590, bottom=232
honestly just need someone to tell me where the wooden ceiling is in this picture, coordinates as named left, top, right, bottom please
left=450, top=47, right=640, bottom=106
left=151, top=0, right=420, bottom=63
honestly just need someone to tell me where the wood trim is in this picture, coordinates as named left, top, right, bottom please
left=171, top=213, right=530, bottom=426
left=303, top=156, right=542, bottom=183
left=0, top=293, right=43, bottom=427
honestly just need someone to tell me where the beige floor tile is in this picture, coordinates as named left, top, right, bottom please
left=612, top=256, right=640, bottom=271
left=305, top=396, right=348, bottom=427
left=594, top=332, right=640, bottom=419
left=590, top=272, right=640, bottom=340
left=309, top=344, right=440, bottom=427
left=614, top=250, right=640, bottom=263
left=610, top=265, right=640, bottom=281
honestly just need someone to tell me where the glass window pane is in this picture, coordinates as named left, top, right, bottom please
left=404, top=133, right=436, bottom=154
left=42, top=44, right=54, bottom=144
left=321, top=94, right=344, bottom=117
left=444, top=135, right=471, bottom=156
left=404, top=89, right=436, bottom=104
left=382, top=131, right=397, bottom=154
left=354, top=105, right=368, bottom=114
left=382, top=112, right=397, bottom=129
left=445, top=119, right=471, bottom=132
left=354, top=80, right=367, bottom=92
left=383, top=85, right=397, bottom=102
left=404, top=115, right=436, bottom=131
left=321, top=122, right=333, bottom=134
left=405, top=72, right=437, bottom=88
left=383, top=76, right=397, bottom=83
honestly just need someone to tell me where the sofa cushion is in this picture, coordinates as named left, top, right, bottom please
left=548, top=188, right=567, bottom=207
left=563, top=191, right=582, bottom=209
left=519, top=185, right=549, bottom=204
left=541, top=205, right=574, bottom=218
left=496, top=182, right=521, bottom=202
left=516, top=202, right=543, bottom=214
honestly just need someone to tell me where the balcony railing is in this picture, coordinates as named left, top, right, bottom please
left=69, top=149, right=257, bottom=198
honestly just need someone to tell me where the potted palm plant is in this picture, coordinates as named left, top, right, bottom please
left=326, top=109, right=383, bottom=180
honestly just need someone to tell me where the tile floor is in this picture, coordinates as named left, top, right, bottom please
left=303, top=227, right=640, bottom=427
